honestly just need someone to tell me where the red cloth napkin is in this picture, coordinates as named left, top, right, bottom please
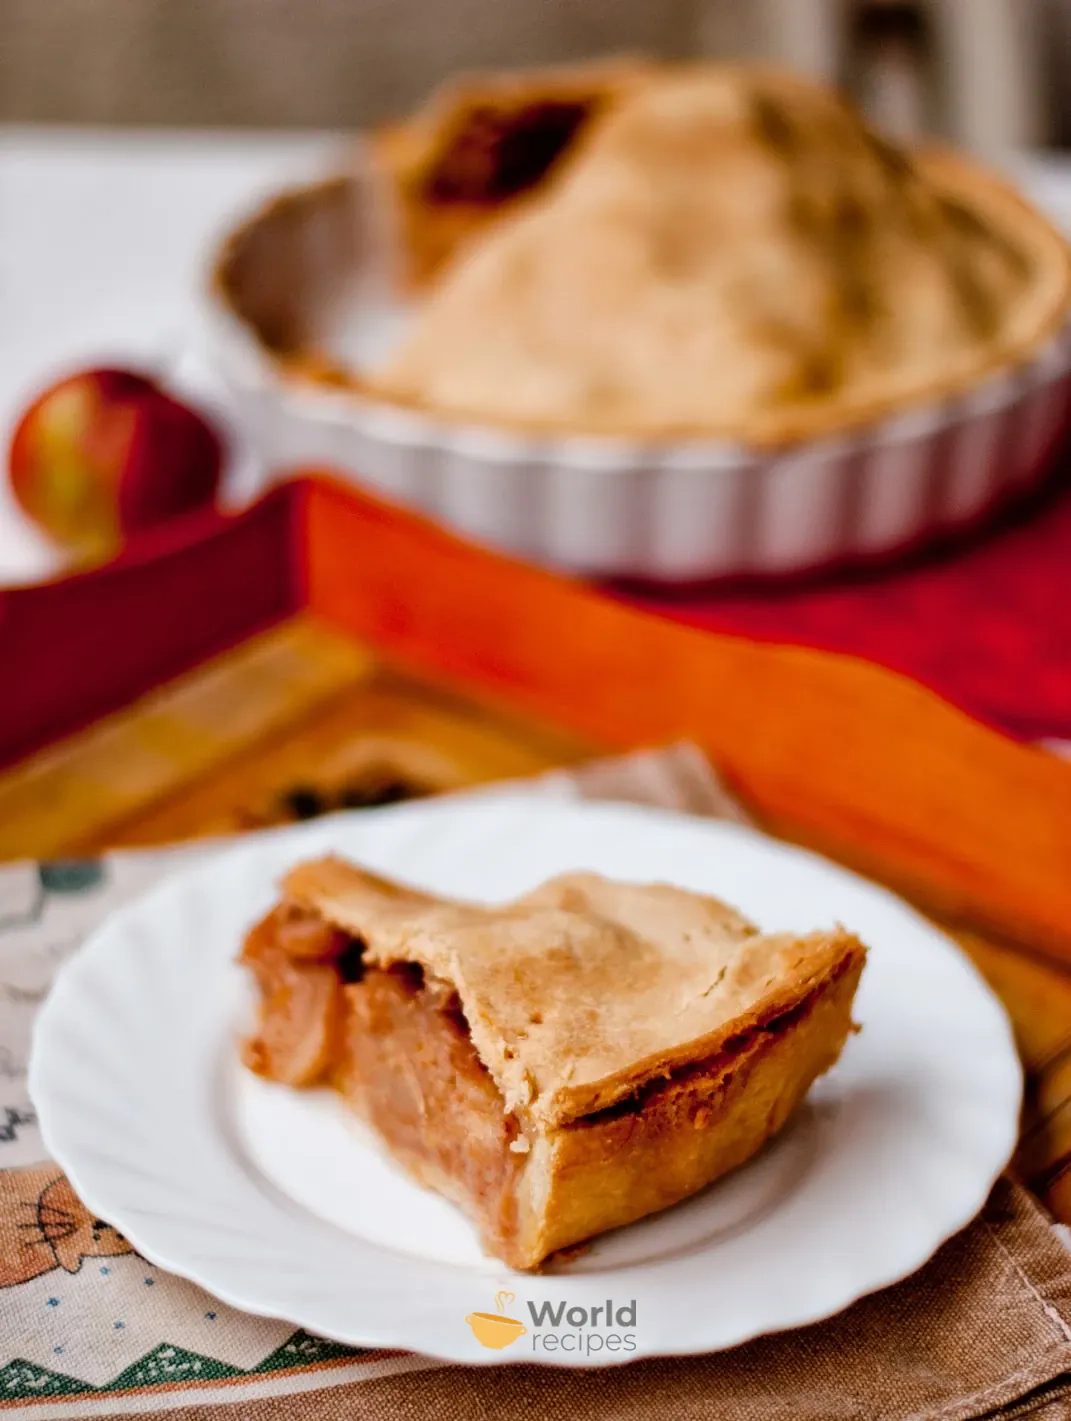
left=619, top=471, right=1071, bottom=743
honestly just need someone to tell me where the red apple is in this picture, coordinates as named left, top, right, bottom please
left=8, top=368, right=223, bottom=556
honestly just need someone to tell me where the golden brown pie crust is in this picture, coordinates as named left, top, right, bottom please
left=240, top=856, right=866, bottom=1269
left=368, top=64, right=1071, bottom=443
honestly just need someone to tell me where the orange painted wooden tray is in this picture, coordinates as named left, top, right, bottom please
left=3, top=473, right=1071, bottom=1218
left=303, top=476, right=1071, bottom=963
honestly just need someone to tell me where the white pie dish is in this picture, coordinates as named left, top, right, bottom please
left=30, top=796, right=1020, bottom=1366
left=204, top=165, right=1071, bottom=582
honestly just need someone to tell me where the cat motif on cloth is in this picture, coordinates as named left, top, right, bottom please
left=0, top=1162, right=132, bottom=1287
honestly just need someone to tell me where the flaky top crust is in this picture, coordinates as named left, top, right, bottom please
left=282, top=856, right=866, bottom=1128
left=369, top=63, right=1071, bottom=442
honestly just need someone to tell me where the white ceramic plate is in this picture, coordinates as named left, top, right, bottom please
left=30, top=797, right=1021, bottom=1367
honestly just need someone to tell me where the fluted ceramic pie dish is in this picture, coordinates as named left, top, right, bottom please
left=205, top=62, right=1071, bottom=581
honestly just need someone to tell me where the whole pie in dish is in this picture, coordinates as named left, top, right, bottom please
left=239, top=855, right=867, bottom=1269
left=364, top=61, right=1071, bottom=442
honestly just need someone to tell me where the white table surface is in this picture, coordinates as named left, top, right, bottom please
left=3, top=126, right=1071, bottom=585
left=0, top=126, right=349, bottom=583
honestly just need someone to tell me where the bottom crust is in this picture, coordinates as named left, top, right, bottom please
left=517, top=958, right=861, bottom=1267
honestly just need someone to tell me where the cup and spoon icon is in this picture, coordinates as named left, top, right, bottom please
left=465, top=1290, right=527, bottom=1348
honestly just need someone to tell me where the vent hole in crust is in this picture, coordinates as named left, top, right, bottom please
left=423, top=98, right=595, bottom=204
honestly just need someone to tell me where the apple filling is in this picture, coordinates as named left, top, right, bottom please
left=239, top=904, right=349, bottom=1086
left=338, top=963, right=527, bottom=1253
left=240, top=902, right=528, bottom=1252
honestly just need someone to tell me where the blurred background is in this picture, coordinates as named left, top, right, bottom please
left=3, top=0, right=1070, bottom=153
left=5, top=0, right=1071, bottom=740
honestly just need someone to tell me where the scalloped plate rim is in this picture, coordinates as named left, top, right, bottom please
left=29, top=796, right=1022, bottom=1366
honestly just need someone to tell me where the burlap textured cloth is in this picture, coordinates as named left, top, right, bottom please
left=1, top=743, right=1069, bottom=1419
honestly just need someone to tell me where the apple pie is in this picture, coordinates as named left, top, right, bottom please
left=367, top=62, right=1071, bottom=442
left=239, top=855, right=866, bottom=1270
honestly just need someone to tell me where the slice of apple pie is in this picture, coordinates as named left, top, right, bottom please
left=239, top=856, right=865, bottom=1269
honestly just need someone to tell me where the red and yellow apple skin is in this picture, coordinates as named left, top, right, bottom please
left=9, top=368, right=223, bottom=556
